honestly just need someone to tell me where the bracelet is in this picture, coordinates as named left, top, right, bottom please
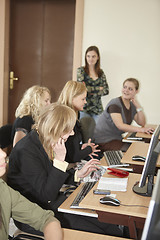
left=136, top=107, right=143, bottom=112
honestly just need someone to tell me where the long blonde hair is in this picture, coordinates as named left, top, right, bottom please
left=58, top=80, right=87, bottom=115
left=34, top=102, right=76, bottom=159
left=15, top=85, right=51, bottom=122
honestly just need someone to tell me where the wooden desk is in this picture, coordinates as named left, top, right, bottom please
left=79, top=172, right=151, bottom=240
left=121, top=142, right=160, bottom=173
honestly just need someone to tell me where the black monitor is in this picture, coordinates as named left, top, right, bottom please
left=141, top=169, right=160, bottom=240
left=133, top=125, right=160, bottom=196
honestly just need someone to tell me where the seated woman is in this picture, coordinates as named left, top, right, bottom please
left=7, top=103, right=123, bottom=237
left=94, top=78, right=154, bottom=152
left=12, top=85, right=51, bottom=147
left=0, top=148, right=62, bottom=240
left=58, top=80, right=100, bottom=163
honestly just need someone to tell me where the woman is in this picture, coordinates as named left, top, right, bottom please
left=7, top=103, right=122, bottom=236
left=58, top=80, right=100, bottom=163
left=94, top=78, right=154, bottom=151
left=12, top=85, right=51, bottom=146
left=77, top=46, right=109, bottom=123
left=0, top=148, right=62, bottom=240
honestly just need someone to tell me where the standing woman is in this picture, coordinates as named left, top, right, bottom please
left=94, top=78, right=154, bottom=152
left=77, top=46, right=109, bottom=123
left=12, top=85, right=51, bottom=146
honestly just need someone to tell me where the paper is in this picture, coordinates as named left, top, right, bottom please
left=97, top=177, right=128, bottom=192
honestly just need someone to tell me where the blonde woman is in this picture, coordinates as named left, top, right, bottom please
left=58, top=80, right=100, bottom=163
left=7, top=103, right=122, bottom=236
left=12, top=85, right=51, bottom=146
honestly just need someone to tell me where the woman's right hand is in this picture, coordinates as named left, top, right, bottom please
left=140, top=127, right=155, bottom=134
left=52, top=138, right=66, bottom=162
left=77, top=159, right=100, bottom=179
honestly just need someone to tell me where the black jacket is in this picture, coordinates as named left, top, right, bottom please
left=65, top=120, right=92, bottom=163
left=8, top=130, right=75, bottom=211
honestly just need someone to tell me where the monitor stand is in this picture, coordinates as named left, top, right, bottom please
left=132, top=181, right=153, bottom=197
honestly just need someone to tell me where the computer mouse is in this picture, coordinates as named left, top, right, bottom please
left=100, top=196, right=120, bottom=206
left=132, top=155, right=146, bottom=162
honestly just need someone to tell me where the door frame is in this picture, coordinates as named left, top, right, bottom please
left=0, top=0, right=84, bottom=126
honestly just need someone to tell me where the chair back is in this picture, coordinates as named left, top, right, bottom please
left=80, top=117, right=96, bottom=143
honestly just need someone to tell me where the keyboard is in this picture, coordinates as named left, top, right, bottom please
left=70, top=181, right=96, bottom=208
left=104, top=150, right=129, bottom=168
left=127, top=132, right=142, bottom=140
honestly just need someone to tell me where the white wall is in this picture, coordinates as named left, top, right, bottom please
left=82, top=0, right=160, bottom=124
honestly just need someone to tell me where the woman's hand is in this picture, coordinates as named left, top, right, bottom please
left=77, top=159, right=100, bottom=179
left=140, top=127, right=155, bottom=135
left=52, top=138, right=66, bottom=162
left=81, top=139, right=100, bottom=156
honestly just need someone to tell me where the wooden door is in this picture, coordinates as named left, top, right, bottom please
left=9, top=0, right=75, bottom=123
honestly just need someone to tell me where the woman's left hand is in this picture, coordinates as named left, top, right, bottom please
left=77, top=159, right=100, bottom=179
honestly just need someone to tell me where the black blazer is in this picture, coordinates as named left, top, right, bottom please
left=65, top=120, right=92, bottom=163
left=7, top=130, right=75, bottom=211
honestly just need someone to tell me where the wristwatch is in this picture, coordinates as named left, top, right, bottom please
left=136, top=107, right=143, bottom=112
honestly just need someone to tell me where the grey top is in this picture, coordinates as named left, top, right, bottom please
left=94, top=97, right=137, bottom=143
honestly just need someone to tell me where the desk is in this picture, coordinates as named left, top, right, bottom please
left=121, top=142, right=160, bottom=173
left=79, top=172, right=151, bottom=240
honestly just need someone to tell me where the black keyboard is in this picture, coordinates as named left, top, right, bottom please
left=127, top=132, right=142, bottom=140
left=104, top=150, right=124, bottom=166
left=70, top=181, right=96, bottom=208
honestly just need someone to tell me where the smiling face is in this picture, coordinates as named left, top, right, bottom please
left=86, top=50, right=99, bottom=67
left=72, top=92, right=87, bottom=111
left=122, top=80, right=138, bottom=100
left=0, top=148, right=7, bottom=177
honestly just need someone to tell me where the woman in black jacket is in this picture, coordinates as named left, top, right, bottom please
left=58, top=80, right=100, bottom=163
left=7, top=103, right=122, bottom=237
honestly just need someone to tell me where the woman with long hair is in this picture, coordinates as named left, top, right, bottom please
left=12, top=85, right=51, bottom=146
left=77, top=46, right=109, bottom=123
left=58, top=80, right=100, bottom=163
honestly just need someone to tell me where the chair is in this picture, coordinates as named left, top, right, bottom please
left=0, top=124, right=12, bottom=149
left=80, top=117, right=96, bottom=143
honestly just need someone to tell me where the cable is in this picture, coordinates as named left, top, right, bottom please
left=120, top=203, right=148, bottom=208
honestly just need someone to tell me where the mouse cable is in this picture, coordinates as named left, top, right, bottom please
left=120, top=203, right=148, bottom=208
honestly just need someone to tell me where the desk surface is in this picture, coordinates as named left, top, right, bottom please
left=121, top=141, right=160, bottom=166
left=79, top=172, right=150, bottom=219
left=136, top=124, right=159, bottom=139
left=63, top=228, right=128, bottom=240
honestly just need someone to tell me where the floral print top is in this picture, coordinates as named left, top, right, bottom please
left=77, top=66, right=109, bottom=115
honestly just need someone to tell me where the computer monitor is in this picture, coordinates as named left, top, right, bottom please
left=133, top=125, right=160, bottom=196
left=141, top=169, right=160, bottom=240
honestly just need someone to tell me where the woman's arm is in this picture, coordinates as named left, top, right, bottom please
left=111, top=112, right=154, bottom=134
left=43, top=221, right=63, bottom=240
left=13, top=130, right=27, bottom=147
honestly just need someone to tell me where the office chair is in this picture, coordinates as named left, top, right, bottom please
left=80, top=117, right=96, bottom=143
left=0, top=124, right=12, bottom=149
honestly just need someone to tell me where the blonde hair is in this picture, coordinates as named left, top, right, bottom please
left=34, top=102, right=76, bottom=159
left=58, top=80, right=87, bottom=114
left=15, top=85, right=51, bottom=122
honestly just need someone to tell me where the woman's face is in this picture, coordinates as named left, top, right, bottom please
left=0, top=148, right=7, bottom=177
left=122, top=81, right=138, bottom=100
left=41, top=91, right=51, bottom=107
left=86, top=50, right=99, bottom=66
left=72, top=92, right=87, bottom=111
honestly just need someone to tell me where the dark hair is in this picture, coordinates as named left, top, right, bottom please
left=84, top=46, right=103, bottom=78
left=123, top=78, right=139, bottom=90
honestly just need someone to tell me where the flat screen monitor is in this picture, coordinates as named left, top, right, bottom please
left=141, top=169, right=160, bottom=240
left=133, top=125, right=160, bottom=196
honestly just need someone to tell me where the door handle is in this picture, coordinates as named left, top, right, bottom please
left=10, top=71, right=18, bottom=89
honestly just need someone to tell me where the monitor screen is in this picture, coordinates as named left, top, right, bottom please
left=141, top=169, right=160, bottom=240
left=133, top=125, right=160, bottom=196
